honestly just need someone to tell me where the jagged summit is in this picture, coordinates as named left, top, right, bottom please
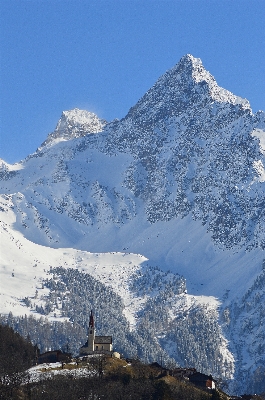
left=169, top=53, right=211, bottom=82
left=177, top=54, right=250, bottom=107
left=125, top=54, right=250, bottom=125
left=39, top=108, right=107, bottom=149
left=173, top=53, right=216, bottom=84
left=37, top=55, right=251, bottom=154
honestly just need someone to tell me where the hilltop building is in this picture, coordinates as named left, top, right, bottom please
left=189, top=372, right=216, bottom=389
left=38, top=350, right=71, bottom=364
left=79, top=310, right=113, bottom=355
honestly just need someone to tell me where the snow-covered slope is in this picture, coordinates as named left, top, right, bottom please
left=1, top=54, right=265, bottom=394
left=1, top=192, right=231, bottom=378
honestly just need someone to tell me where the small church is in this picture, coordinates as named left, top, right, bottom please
left=79, top=310, right=113, bottom=355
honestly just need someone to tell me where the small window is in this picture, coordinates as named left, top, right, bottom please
left=96, top=346, right=98, bottom=350
left=102, top=345, right=104, bottom=350
left=90, top=330, right=92, bottom=334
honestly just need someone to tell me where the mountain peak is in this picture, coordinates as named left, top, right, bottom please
left=179, top=54, right=251, bottom=108
left=125, top=54, right=250, bottom=124
left=39, top=108, right=107, bottom=149
left=176, top=53, right=213, bottom=82
left=177, top=53, right=201, bottom=67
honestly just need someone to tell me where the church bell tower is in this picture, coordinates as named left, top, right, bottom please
left=87, top=310, right=95, bottom=351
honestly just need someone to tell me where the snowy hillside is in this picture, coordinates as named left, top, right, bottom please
left=1, top=192, right=231, bottom=377
left=1, top=54, right=265, bottom=394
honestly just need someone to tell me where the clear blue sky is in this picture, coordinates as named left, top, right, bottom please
left=1, top=0, right=264, bottom=163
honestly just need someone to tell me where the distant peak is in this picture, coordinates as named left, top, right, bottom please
left=55, top=109, right=107, bottom=134
left=39, top=108, right=107, bottom=149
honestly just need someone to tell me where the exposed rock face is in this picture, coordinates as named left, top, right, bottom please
left=1, top=54, right=265, bottom=394
left=39, top=108, right=107, bottom=149
left=104, top=54, right=265, bottom=250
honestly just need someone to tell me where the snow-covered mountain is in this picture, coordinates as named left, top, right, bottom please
left=39, top=109, right=107, bottom=149
left=1, top=54, right=265, bottom=394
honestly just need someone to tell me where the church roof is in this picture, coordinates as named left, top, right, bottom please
left=94, top=336, right=112, bottom=344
